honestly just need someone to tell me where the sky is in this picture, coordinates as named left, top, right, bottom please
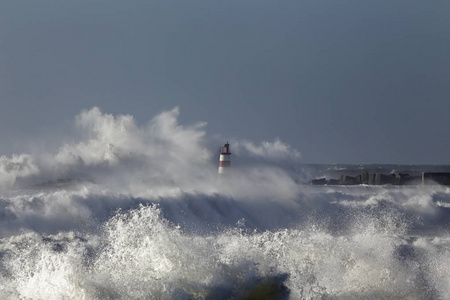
left=0, top=0, right=449, bottom=164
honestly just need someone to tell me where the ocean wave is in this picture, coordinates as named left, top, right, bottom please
left=0, top=184, right=449, bottom=299
left=1, top=108, right=450, bottom=299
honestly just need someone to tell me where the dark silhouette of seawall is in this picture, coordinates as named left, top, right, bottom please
left=308, top=172, right=450, bottom=186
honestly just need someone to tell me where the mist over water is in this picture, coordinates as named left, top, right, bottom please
left=1, top=108, right=450, bottom=299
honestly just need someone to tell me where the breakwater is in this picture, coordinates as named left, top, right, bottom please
left=308, top=172, right=450, bottom=186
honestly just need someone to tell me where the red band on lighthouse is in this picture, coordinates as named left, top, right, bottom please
left=219, top=161, right=231, bottom=167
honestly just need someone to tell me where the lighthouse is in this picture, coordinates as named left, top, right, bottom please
left=218, top=142, right=231, bottom=174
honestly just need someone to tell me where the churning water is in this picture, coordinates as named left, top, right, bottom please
left=0, top=108, right=449, bottom=299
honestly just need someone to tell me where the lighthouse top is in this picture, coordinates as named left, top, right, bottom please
left=219, top=142, right=231, bottom=155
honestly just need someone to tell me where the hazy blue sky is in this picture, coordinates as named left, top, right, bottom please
left=1, top=0, right=449, bottom=164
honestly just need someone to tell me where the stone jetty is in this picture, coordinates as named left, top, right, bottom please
left=309, top=172, right=450, bottom=186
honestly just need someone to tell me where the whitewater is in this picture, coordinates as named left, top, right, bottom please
left=1, top=107, right=450, bottom=299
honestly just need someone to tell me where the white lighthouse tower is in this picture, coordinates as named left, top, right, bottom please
left=218, top=142, right=231, bottom=174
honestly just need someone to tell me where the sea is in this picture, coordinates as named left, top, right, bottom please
left=1, top=163, right=450, bottom=299
left=1, top=108, right=450, bottom=299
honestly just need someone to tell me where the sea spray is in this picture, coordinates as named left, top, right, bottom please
left=0, top=108, right=449, bottom=299
left=1, top=187, right=450, bottom=299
